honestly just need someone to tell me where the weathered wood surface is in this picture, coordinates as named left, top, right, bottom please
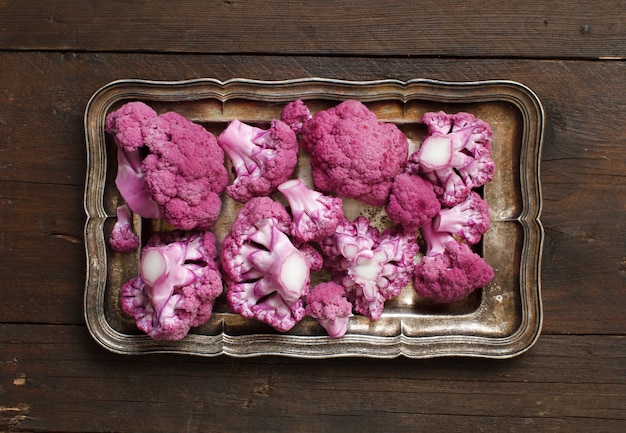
left=0, top=0, right=625, bottom=58
left=0, top=1, right=624, bottom=432
left=1, top=325, right=624, bottom=432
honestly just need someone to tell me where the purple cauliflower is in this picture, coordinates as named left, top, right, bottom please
left=305, top=281, right=353, bottom=338
left=300, top=100, right=409, bottom=206
left=120, top=230, right=223, bottom=341
left=141, top=111, right=229, bottom=230
left=280, top=99, right=312, bottom=135
left=105, top=102, right=229, bottom=230
left=109, top=204, right=140, bottom=253
left=105, top=101, right=157, bottom=152
left=320, top=216, right=419, bottom=320
left=407, top=111, right=494, bottom=206
left=413, top=222, right=494, bottom=303
left=220, top=196, right=313, bottom=332
left=385, top=172, right=441, bottom=231
left=433, top=191, right=491, bottom=245
left=278, top=179, right=345, bottom=243
left=217, top=119, right=299, bottom=203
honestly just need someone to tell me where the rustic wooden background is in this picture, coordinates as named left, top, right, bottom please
left=1, top=1, right=624, bottom=432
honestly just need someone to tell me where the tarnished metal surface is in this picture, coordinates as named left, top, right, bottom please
left=84, top=78, right=544, bottom=358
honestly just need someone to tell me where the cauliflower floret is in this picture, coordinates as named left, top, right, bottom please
left=141, top=111, right=229, bottom=230
left=305, top=282, right=353, bottom=338
left=109, top=204, right=140, bottom=253
left=385, top=172, right=441, bottom=231
left=413, top=222, right=494, bottom=303
left=433, top=191, right=491, bottom=245
left=120, top=231, right=223, bottom=341
left=280, top=99, right=312, bottom=136
left=320, top=216, right=419, bottom=320
left=408, top=111, right=495, bottom=206
left=221, top=197, right=314, bottom=332
left=217, top=119, right=299, bottom=203
left=300, top=100, right=409, bottom=206
left=105, top=102, right=228, bottom=230
left=278, top=179, right=345, bottom=243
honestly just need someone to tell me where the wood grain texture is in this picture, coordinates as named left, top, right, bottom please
left=1, top=53, right=624, bottom=334
left=0, top=324, right=624, bottom=433
left=0, top=2, right=624, bottom=430
left=0, top=1, right=624, bottom=58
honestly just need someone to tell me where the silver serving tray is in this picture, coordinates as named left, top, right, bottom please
left=84, top=78, right=544, bottom=358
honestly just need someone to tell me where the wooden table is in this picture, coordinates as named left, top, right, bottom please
left=1, top=1, right=624, bottom=431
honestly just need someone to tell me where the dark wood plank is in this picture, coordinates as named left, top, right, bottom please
left=1, top=53, right=625, bottom=334
left=0, top=182, right=85, bottom=324
left=0, top=52, right=88, bottom=186
left=0, top=324, right=624, bottom=432
left=0, top=1, right=624, bottom=58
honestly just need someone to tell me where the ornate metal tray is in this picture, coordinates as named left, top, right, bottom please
left=84, top=78, right=544, bottom=358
